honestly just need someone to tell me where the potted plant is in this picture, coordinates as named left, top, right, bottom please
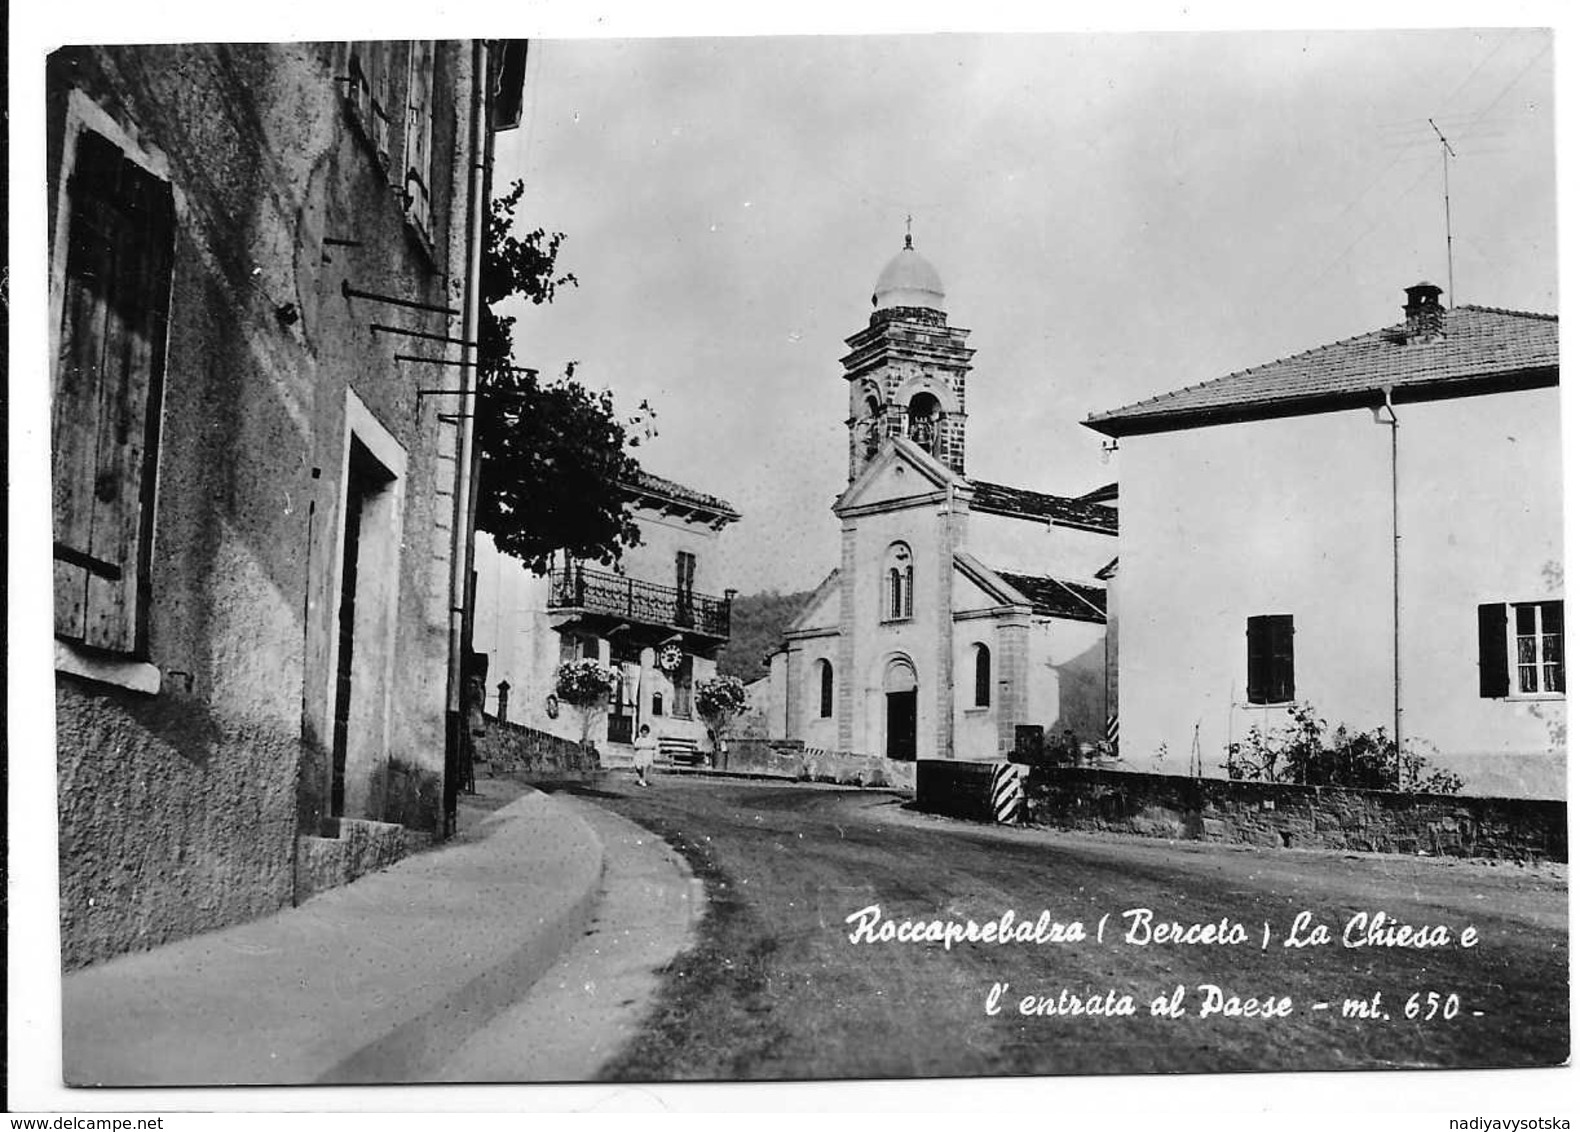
left=695, top=674, right=749, bottom=770
left=554, top=658, right=618, bottom=754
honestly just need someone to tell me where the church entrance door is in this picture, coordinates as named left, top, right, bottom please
left=883, top=658, right=919, bottom=761
left=886, top=690, right=917, bottom=760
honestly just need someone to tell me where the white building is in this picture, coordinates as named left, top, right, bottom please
left=765, top=237, right=1118, bottom=761
left=1086, top=284, right=1562, bottom=798
left=472, top=471, right=740, bottom=762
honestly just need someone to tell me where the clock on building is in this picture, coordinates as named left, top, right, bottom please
left=658, top=642, right=684, bottom=672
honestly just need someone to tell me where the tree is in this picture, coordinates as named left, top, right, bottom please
left=714, top=588, right=815, bottom=681
left=474, top=180, right=652, bottom=571
left=554, top=659, right=617, bottom=749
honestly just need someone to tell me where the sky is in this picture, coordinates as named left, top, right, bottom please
left=491, top=28, right=1558, bottom=597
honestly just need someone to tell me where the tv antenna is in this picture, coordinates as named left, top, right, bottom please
left=1428, top=118, right=1457, bottom=306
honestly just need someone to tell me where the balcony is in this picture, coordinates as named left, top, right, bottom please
left=548, top=565, right=732, bottom=641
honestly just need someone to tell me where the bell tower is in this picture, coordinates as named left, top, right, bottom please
left=841, top=232, right=974, bottom=480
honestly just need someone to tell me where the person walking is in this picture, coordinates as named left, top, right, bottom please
left=633, top=723, right=658, bottom=787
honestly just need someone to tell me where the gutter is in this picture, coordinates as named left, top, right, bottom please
left=1083, top=365, right=1558, bottom=440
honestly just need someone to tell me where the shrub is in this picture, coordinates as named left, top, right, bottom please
left=1222, top=702, right=1463, bottom=794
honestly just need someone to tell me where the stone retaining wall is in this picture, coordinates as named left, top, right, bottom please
left=915, top=759, right=1000, bottom=822
left=725, top=739, right=916, bottom=791
left=1025, top=767, right=1567, bottom=862
left=474, top=716, right=601, bottom=782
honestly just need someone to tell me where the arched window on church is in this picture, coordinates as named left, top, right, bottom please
left=816, top=659, right=834, bottom=718
left=883, top=543, right=913, bottom=622
left=972, top=643, right=992, bottom=707
left=862, top=396, right=884, bottom=460
left=907, top=392, right=941, bottom=455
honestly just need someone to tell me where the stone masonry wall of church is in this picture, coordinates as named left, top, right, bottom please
left=994, top=618, right=1031, bottom=755
left=837, top=522, right=859, bottom=751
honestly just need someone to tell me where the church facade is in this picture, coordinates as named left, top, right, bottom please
left=764, top=238, right=1118, bottom=762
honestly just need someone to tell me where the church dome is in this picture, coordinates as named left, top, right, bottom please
left=872, top=236, right=945, bottom=311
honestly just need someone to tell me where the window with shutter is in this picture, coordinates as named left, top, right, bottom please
left=1494, top=600, right=1565, bottom=697
left=675, top=550, right=697, bottom=626
left=403, top=40, right=436, bottom=237
left=346, top=42, right=395, bottom=173
left=1246, top=614, right=1294, bottom=704
left=52, top=128, right=175, bottom=656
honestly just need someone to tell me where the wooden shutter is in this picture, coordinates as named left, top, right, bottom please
left=347, top=42, right=393, bottom=170
left=1540, top=600, right=1564, bottom=693
left=404, top=40, right=435, bottom=234
left=1246, top=616, right=1269, bottom=703
left=371, top=43, right=393, bottom=171
left=52, top=131, right=175, bottom=653
left=1268, top=615, right=1295, bottom=702
left=1477, top=602, right=1510, bottom=698
left=1247, top=614, right=1294, bottom=703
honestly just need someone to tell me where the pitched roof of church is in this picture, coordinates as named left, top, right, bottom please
left=968, top=479, right=1119, bottom=534
left=994, top=570, right=1109, bottom=623
left=1085, top=303, right=1558, bottom=438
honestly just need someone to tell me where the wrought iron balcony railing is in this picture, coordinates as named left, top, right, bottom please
left=549, top=565, right=732, bottom=639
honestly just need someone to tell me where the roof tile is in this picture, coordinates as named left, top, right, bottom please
left=624, top=470, right=741, bottom=519
left=968, top=480, right=1119, bottom=533
left=1086, top=304, right=1557, bottom=435
left=995, top=569, right=1108, bottom=623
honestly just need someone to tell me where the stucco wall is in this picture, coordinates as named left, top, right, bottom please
left=57, top=678, right=301, bottom=969
left=51, top=43, right=473, bottom=967
left=841, top=498, right=953, bottom=758
left=617, top=505, right=731, bottom=597
left=1114, top=388, right=1564, bottom=798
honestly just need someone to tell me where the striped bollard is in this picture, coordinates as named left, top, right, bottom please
left=990, top=762, right=1025, bottom=825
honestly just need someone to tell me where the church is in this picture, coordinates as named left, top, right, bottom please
left=763, top=236, right=1118, bottom=762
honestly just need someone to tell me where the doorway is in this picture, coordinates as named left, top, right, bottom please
left=883, top=658, right=918, bottom=761
left=329, top=436, right=398, bottom=819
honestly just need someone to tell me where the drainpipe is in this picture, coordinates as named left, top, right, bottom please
left=461, top=47, right=500, bottom=724
left=1377, top=385, right=1402, bottom=786
left=444, top=39, right=490, bottom=837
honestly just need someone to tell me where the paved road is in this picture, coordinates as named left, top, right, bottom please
left=538, top=774, right=1568, bottom=1082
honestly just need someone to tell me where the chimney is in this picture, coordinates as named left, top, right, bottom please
left=1402, top=282, right=1445, bottom=343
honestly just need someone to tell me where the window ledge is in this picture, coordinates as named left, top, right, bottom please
left=401, top=204, right=439, bottom=273
left=55, top=640, right=161, bottom=695
left=1503, top=693, right=1565, bottom=703
left=964, top=706, right=991, bottom=715
left=879, top=617, right=914, bottom=626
